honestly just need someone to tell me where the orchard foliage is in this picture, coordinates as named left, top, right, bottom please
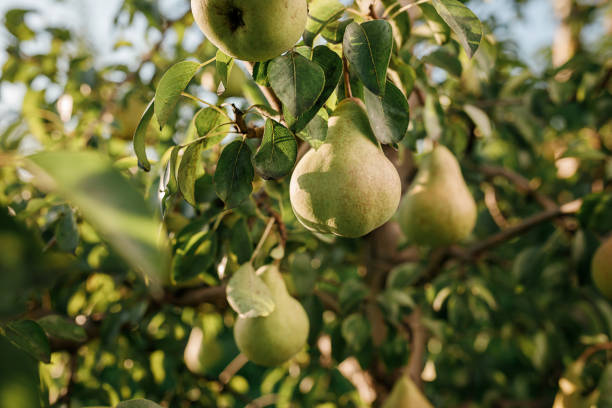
left=1, top=0, right=612, bottom=407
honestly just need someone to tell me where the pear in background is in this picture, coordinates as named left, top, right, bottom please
left=191, top=0, right=307, bottom=61
left=290, top=98, right=401, bottom=238
left=592, top=236, right=612, bottom=299
left=184, top=327, right=222, bottom=375
left=382, top=375, right=434, bottom=408
left=398, top=145, right=476, bottom=247
left=234, top=265, right=309, bottom=366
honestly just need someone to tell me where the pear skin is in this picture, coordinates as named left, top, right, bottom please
left=382, top=375, right=434, bottom=408
left=592, top=236, right=612, bottom=299
left=233, top=265, right=309, bottom=366
left=398, top=145, right=476, bottom=247
left=191, top=0, right=307, bottom=62
left=290, top=98, right=401, bottom=238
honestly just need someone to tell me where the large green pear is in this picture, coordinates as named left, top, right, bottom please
left=234, top=265, right=309, bottom=366
left=398, top=144, right=476, bottom=247
left=592, top=236, right=612, bottom=299
left=289, top=98, right=402, bottom=238
left=191, top=0, right=307, bottom=62
left=382, top=375, right=433, bottom=408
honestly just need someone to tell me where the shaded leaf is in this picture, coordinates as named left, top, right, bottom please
left=341, top=313, right=370, bottom=351
left=422, top=46, right=462, bottom=77
left=364, top=80, right=409, bottom=144
left=116, top=400, right=163, bottom=408
left=37, top=315, right=87, bottom=343
left=252, top=119, right=297, bottom=180
left=226, top=263, right=275, bottom=318
left=172, top=230, right=217, bottom=283
left=431, top=0, right=482, bottom=58
left=300, top=109, right=328, bottom=149
left=303, top=0, right=345, bottom=46
left=194, top=107, right=229, bottom=150
left=214, top=139, right=254, bottom=208
left=2, top=320, right=50, bottom=363
left=28, top=151, right=170, bottom=288
left=154, top=60, right=200, bottom=128
left=343, top=20, right=393, bottom=96
left=54, top=204, right=79, bottom=253
left=268, top=52, right=325, bottom=117
left=287, top=45, right=343, bottom=133
left=252, top=60, right=270, bottom=86
left=230, top=218, right=253, bottom=264
left=322, top=19, right=353, bottom=44
left=132, top=99, right=154, bottom=171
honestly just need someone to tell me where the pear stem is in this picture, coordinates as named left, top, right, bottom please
left=342, top=56, right=353, bottom=99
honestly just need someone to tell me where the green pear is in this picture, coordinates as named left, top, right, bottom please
left=289, top=98, right=402, bottom=238
left=382, top=375, right=434, bottom=408
left=184, top=327, right=222, bottom=375
left=234, top=265, right=309, bottom=366
left=592, top=236, right=612, bottom=299
left=398, top=144, right=476, bottom=247
left=191, top=0, right=307, bottom=62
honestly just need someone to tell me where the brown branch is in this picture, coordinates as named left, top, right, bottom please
left=342, top=56, right=353, bottom=99
left=578, top=341, right=612, bottom=364
left=244, top=62, right=282, bottom=114
left=405, top=307, right=427, bottom=390
left=369, top=3, right=380, bottom=19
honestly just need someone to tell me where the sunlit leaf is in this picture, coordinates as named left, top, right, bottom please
left=54, top=204, right=79, bottom=253
left=303, top=0, right=345, bottom=46
left=431, top=0, right=482, bottom=58
left=215, top=50, right=234, bottom=95
left=132, top=99, right=154, bottom=172
left=154, top=60, right=200, bottom=128
left=226, top=263, right=275, bottom=318
left=178, top=141, right=203, bottom=207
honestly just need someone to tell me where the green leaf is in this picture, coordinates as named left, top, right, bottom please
left=339, top=280, right=369, bottom=314
left=165, top=145, right=180, bottom=195
left=300, top=109, right=328, bottom=149
left=229, top=218, right=253, bottom=264
left=172, top=230, right=218, bottom=283
left=287, top=45, right=343, bottom=133
left=431, top=0, right=482, bottom=59
left=214, top=139, right=254, bottom=208
left=419, top=3, right=450, bottom=45
left=322, top=19, right=353, bottom=44
left=251, top=61, right=271, bottom=86
left=343, top=20, right=393, bottom=96
left=194, top=107, right=229, bottom=149
left=252, top=119, right=297, bottom=180
left=341, top=313, right=370, bottom=351
left=598, top=364, right=612, bottom=407
left=364, top=80, right=409, bottom=144
left=290, top=252, right=318, bottom=296
left=4, top=9, right=35, bottom=41
left=178, top=141, right=203, bottom=207
left=422, top=46, right=462, bottom=77
left=215, top=50, right=234, bottom=95
left=303, top=0, right=345, bottom=46
left=28, top=151, right=170, bottom=288
left=268, top=52, right=325, bottom=118
left=226, top=263, right=275, bottom=318
left=154, top=60, right=200, bottom=129
left=424, top=93, right=442, bottom=141
left=116, top=399, right=163, bottom=408
left=132, top=99, right=154, bottom=172
left=37, top=315, right=87, bottom=342
left=2, top=320, right=50, bottom=363
left=54, top=204, right=79, bottom=253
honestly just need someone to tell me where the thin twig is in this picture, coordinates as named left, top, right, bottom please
left=342, top=56, right=353, bottom=99
left=250, top=217, right=276, bottom=263
left=405, top=307, right=427, bottom=390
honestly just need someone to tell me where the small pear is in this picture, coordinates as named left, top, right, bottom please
left=234, top=265, right=309, bottom=366
left=382, top=375, right=434, bottom=408
left=592, top=236, right=612, bottom=299
left=184, top=327, right=222, bottom=375
left=398, top=145, right=476, bottom=247
left=290, top=98, right=401, bottom=238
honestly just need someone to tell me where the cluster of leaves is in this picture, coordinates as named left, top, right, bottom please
left=0, top=0, right=611, bottom=407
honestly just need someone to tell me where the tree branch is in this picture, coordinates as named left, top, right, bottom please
left=244, top=62, right=282, bottom=114
left=405, top=307, right=427, bottom=390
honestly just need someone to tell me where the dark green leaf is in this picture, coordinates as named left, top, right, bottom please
left=290, top=252, right=318, bottom=296
left=287, top=45, right=343, bottom=133
left=28, top=151, right=170, bottom=289
left=252, top=119, right=297, bottom=180
left=215, top=50, right=234, bottom=95
left=154, top=60, right=201, bottom=128
left=178, top=141, right=203, bottom=207
left=54, top=204, right=79, bottom=253
left=226, top=263, right=275, bottom=318
left=230, top=218, right=253, bottom=264
left=343, top=20, right=393, bottom=96
left=599, top=364, right=612, bottom=407
left=132, top=99, right=154, bottom=172
left=364, top=80, right=409, bottom=144
left=2, top=320, right=50, bottom=363
left=194, top=107, right=229, bottom=150
left=419, top=3, right=450, bottom=45
left=303, top=0, right=345, bottom=46
left=172, top=230, right=218, bottom=283
left=431, top=0, right=482, bottom=58
left=268, top=52, right=325, bottom=118
left=252, top=61, right=270, bottom=86
left=37, top=315, right=87, bottom=342
left=339, top=280, right=369, bottom=314
left=214, top=139, right=254, bottom=208
left=341, top=313, right=370, bottom=351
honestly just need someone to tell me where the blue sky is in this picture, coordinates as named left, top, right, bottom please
left=0, top=0, right=566, bottom=115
